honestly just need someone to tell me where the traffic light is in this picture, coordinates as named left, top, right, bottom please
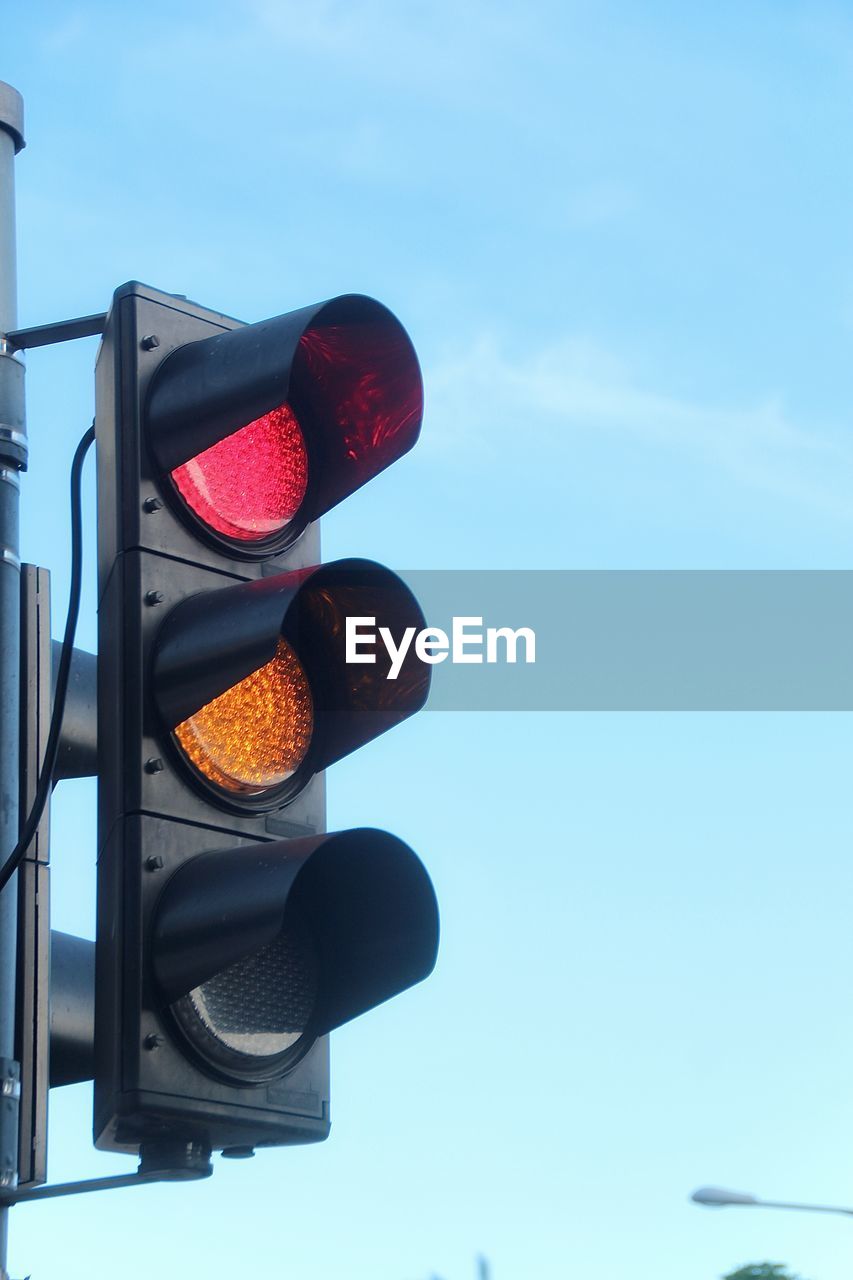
left=94, top=282, right=438, bottom=1168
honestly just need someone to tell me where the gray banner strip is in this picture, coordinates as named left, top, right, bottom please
left=387, top=571, right=853, bottom=710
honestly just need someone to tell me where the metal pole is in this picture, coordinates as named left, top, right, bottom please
left=692, top=1185, right=853, bottom=1219
left=0, top=81, right=26, bottom=1280
left=754, top=1198, right=853, bottom=1218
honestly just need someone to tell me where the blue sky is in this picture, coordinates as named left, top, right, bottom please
left=6, top=3, right=853, bottom=1278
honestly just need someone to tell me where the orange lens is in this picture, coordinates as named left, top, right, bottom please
left=174, top=637, right=313, bottom=794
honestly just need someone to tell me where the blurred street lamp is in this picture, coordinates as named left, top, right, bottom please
left=692, top=1186, right=853, bottom=1219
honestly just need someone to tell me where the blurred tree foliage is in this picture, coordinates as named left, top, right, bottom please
left=723, top=1265, right=805, bottom=1280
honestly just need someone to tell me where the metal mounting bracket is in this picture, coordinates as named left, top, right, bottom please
left=0, top=1138, right=213, bottom=1205
left=5, top=314, right=107, bottom=352
left=0, top=1168, right=210, bottom=1206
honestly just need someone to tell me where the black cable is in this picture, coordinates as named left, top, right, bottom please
left=0, top=422, right=95, bottom=897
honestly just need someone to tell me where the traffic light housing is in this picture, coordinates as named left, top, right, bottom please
left=94, top=282, right=438, bottom=1163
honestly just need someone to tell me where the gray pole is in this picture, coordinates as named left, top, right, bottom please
left=692, top=1185, right=853, bottom=1219
left=0, top=81, right=26, bottom=1280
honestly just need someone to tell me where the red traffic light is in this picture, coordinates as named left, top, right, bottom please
left=146, top=295, right=423, bottom=557
left=171, top=404, right=309, bottom=544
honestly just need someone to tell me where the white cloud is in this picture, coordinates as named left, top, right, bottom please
left=424, top=333, right=853, bottom=519
left=244, top=0, right=547, bottom=101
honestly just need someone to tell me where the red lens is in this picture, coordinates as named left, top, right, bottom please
left=171, top=404, right=309, bottom=543
left=292, top=318, right=422, bottom=515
